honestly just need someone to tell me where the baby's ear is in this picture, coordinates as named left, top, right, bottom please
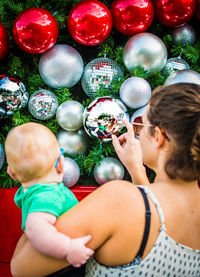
left=56, top=155, right=64, bottom=174
left=7, top=166, right=18, bottom=180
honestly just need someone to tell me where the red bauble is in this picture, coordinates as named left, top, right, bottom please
left=153, top=0, right=196, bottom=28
left=0, top=23, right=9, bottom=59
left=67, top=0, right=112, bottom=46
left=12, top=7, right=59, bottom=54
left=196, top=0, right=200, bottom=20
left=110, top=0, right=154, bottom=35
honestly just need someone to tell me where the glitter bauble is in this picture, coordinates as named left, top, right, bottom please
left=63, top=157, right=80, bottom=188
left=120, top=77, right=151, bottom=109
left=172, top=24, right=196, bottom=46
left=162, top=57, right=190, bottom=78
left=83, top=97, right=127, bottom=142
left=0, top=143, right=5, bottom=170
left=0, top=23, right=9, bottom=59
left=123, top=33, right=167, bottom=75
left=56, top=100, right=84, bottom=131
left=12, top=7, right=58, bottom=54
left=94, top=157, right=124, bottom=185
left=81, top=58, right=123, bottom=98
left=39, top=44, right=84, bottom=89
left=164, top=70, right=200, bottom=86
left=0, top=75, right=27, bottom=118
left=28, top=89, right=58, bottom=120
left=57, top=129, right=88, bottom=156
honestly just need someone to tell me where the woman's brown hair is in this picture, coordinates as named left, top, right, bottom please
left=148, top=83, right=200, bottom=182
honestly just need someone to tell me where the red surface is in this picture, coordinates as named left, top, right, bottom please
left=153, top=0, right=196, bottom=27
left=0, top=23, right=9, bottom=59
left=12, top=7, right=58, bottom=54
left=111, top=0, right=154, bottom=35
left=67, top=0, right=112, bottom=46
left=0, top=185, right=98, bottom=277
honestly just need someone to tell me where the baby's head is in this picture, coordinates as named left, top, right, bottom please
left=5, top=122, right=61, bottom=183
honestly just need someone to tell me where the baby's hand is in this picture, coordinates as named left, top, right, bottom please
left=66, top=235, right=94, bottom=267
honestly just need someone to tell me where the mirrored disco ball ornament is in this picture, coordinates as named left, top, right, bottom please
left=56, top=100, right=84, bottom=131
left=164, top=70, right=200, bottom=86
left=57, top=129, right=88, bottom=156
left=120, top=77, right=151, bottom=109
left=83, top=97, right=127, bottom=142
left=28, top=89, right=58, bottom=120
left=162, top=57, right=190, bottom=78
left=172, top=24, right=196, bottom=46
left=63, top=157, right=80, bottom=188
left=39, top=44, right=84, bottom=88
left=81, top=58, right=123, bottom=98
left=0, top=75, right=28, bottom=118
left=94, top=157, right=124, bottom=185
left=0, top=143, right=5, bottom=170
left=123, top=33, right=167, bottom=75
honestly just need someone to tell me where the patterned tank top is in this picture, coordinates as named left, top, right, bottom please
left=85, top=185, right=200, bottom=277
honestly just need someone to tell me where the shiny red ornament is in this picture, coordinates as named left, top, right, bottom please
left=153, top=0, right=196, bottom=28
left=110, top=0, right=154, bottom=35
left=196, top=0, right=200, bottom=20
left=0, top=23, right=9, bottom=59
left=12, top=7, right=59, bottom=54
left=67, top=0, right=112, bottom=46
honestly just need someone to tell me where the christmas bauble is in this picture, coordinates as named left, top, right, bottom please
left=162, top=57, right=190, bottom=77
left=0, top=23, right=9, bottom=59
left=164, top=70, right=200, bottom=86
left=131, top=105, right=147, bottom=124
left=28, top=89, right=58, bottom=120
left=67, top=0, right=112, bottom=46
left=94, top=157, right=124, bottom=185
left=153, top=0, right=196, bottom=28
left=0, top=75, right=27, bottom=118
left=56, top=100, right=84, bottom=131
left=21, top=91, right=29, bottom=108
left=12, top=7, right=58, bottom=54
left=57, top=129, right=88, bottom=156
left=63, top=157, right=80, bottom=188
left=0, top=143, right=5, bottom=170
left=110, top=0, right=154, bottom=35
left=123, top=33, right=167, bottom=75
left=196, top=0, right=200, bottom=20
left=81, top=58, right=123, bottom=98
left=83, top=97, right=127, bottom=142
left=172, top=24, right=196, bottom=46
left=120, top=77, right=151, bottom=109
left=39, top=44, right=84, bottom=89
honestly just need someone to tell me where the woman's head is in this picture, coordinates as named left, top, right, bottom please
left=147, top=83, right=200, bottom=182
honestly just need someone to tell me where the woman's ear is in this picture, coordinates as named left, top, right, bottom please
left=7, top=166, right=18, bottom=180
left=55, top=155, right=64, bottom=174
left=154, top=126, right=165, bottom=148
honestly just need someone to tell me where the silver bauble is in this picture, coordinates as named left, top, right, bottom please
left=164, top=70, right=200, bottom=86
left=123, top=33, right=167, bottom=75
left=162, top=57, right=190, bottom=77
left=120, top=77, right=151, bottom=109
left=0, top=143, right=5, bottom=170
left=21, top=91, right=29, bottom=108
left=28, top=89, right=58, bottom=120
left=57, top=128, right=88, bottom=156
left=39, top=44, right=84, bottom=88
left=0, top=75, right=28, bottom=118
left=83, top=97, right=127, bottom=142
left=63, top=157, right=80, bottom=188
left=94, top=157, right=124, bottom=185
left=172, top=24, right=196, bottom=46
left=130, top=105, right=147, bottom=124
left=81, top=58, right=123, bottom=98
left=56, top=100, right=84, bottom=131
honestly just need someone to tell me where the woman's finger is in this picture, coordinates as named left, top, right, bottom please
left=122, top=119, right=135, bottom=137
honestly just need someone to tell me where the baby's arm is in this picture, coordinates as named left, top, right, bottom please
left=25, top=212, right=94, bottom=267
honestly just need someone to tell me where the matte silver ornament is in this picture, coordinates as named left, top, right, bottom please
left=0, top=143, right=5, bottom=170
left=39, top=44, right=84, bottom=88
left=162, top=57, right=190, bottom=77
left=28, top=89, right=58, bottom=120
left=120, top=77, right=151, bottom=109
left=94, top=157, right=124, bottom=185
left=164, top=70, right=200, bottom=86
left=81, top=58, right=123, bottom=98
left=172, top=24, right=196, bottom=46
left=63, top=157, right=80, bottom=188
left=130, top=105, right=147, bottom=124
left=83, top=97, right=127, bottom=142
left=56, top=100, right=84, bottom=131
left=57, top=128, right=88, bottom=156
left=123, top=33, right=167, bottom=75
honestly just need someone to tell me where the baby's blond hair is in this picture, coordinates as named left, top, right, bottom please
left=5, top=122, right=60, bottom=183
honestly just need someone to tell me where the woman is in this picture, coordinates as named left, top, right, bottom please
left=11, top=83, right=200, bottom=277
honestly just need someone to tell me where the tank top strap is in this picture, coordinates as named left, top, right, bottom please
left=137, top=185, right=166, bottom=232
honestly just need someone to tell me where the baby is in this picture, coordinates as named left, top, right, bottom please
left=5, top=122, right=94, bottom=267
